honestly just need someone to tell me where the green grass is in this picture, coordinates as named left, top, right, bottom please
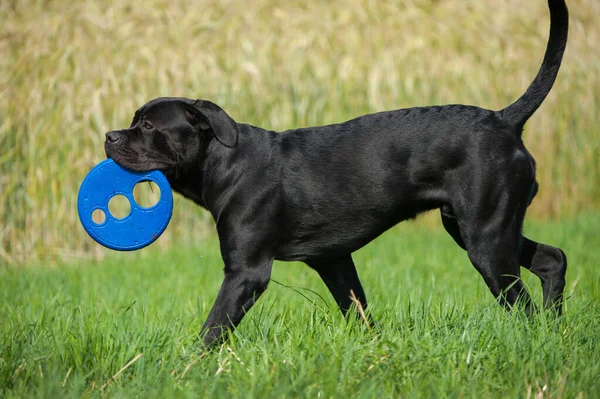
left=1, top=0, right=599, bottom=264
left=2, top=215, right=599, bottom=398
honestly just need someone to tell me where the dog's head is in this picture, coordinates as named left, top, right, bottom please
left=105, top=97, right=238, bottom=172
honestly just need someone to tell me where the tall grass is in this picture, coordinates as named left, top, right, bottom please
left=1, top=0, right=599, bottom=265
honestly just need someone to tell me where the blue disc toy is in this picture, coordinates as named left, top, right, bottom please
left=77, top=159, right=173, bottom=251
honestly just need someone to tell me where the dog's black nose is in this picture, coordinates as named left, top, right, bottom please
left=105, top=131, right=121, bottom=143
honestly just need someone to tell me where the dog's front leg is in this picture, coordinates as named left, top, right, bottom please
left=200, top=253, right=273, bottom=348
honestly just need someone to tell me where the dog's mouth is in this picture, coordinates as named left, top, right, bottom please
left=110, top=155, right=172, bottom=173
left=105, top=144, right=171, bottom=173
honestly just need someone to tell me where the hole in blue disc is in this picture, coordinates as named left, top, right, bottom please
left=133, top=180, right=161, bottom=209
left=108, top=194, right=131, bottom=219
left=91, top=209, right=106, bottom=225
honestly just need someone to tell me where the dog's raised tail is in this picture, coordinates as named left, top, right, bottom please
left=499, top=0, right=568, bottom=131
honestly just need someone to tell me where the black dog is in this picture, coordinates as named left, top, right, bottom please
left=105, top=0, right=569, bottom=347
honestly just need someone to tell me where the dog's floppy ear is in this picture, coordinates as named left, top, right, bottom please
left=184, top=100, right=238, bottom=148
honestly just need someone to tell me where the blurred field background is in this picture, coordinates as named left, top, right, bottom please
left=1, top=0, right=599, bottom=265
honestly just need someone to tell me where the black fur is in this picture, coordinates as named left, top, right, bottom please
left=105, top=0, right=569, bottom=347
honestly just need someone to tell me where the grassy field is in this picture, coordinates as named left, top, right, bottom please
left=1, top=215, right=599, bottom=397
left=1, top=0, right=599, bottom=264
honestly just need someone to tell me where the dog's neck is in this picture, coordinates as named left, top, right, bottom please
left=165, top=163, right=206, bottom=207
left=165, top=137, right=240, bottom=213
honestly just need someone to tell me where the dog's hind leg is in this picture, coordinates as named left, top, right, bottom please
left=306, top=255, right=372, bottom=324
left=441, top=209, right=566, bottom=314
left=447, top=156, right=538, bottom=314
left=519, top=237, right=567, bottom=314
left=440, top=206, right=466, bottom=250
left=460, top=214, right=535, bottom=315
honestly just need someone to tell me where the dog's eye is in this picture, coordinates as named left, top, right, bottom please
left=143, top=122, right=153, bottom=130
